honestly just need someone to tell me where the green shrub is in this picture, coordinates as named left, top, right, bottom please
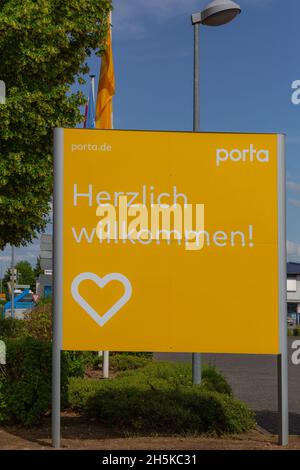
left=68, top=376, right=102, bottom=410
left=83, top=351, right=103, bottom=369
left=116, top=361, right=232, bottom=395
left=63, top=351, right=103, bottom=377
left=0, top=317, right=25, bottom=339
left=23, top=302, right=52, bottom=341
left=118, top=361, right=192, bottom=390
left=64, top=351, right=86, bottom=378
left=114, top=352, right=153, bottom=360
left=293, top=327, right=300, bottom=336
left=110, top=354, right=150, bottom=371
left=79, top=352, right=152, bottom=373
left=0, top=337, right=68, bottom=425
left=12, top=301, right=95, bottom=379
left=63, top=351, right=152, bottom=376
left=68, top=362, right=253, bottom=435
left=69, top=378, right=254, bottom=435
left=68, top=361, right=229, bottom=409
left=202, top=365, right=232, bottom=396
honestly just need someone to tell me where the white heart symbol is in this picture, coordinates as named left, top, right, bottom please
left=71, top=272, right=132, bottom=327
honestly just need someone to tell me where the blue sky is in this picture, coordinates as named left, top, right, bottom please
left=1, top=0, right=300, bottom=273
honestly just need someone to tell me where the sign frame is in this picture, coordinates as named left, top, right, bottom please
left=52, top=128, right=288, bottom=447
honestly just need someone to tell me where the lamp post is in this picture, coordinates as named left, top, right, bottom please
left=0, top=80, right=5, bottom=104
left=1, top=83, right=15, bottom=321
left=11, top=246, right=15, bottom=319
left=191, top=0, right=241, bottom=385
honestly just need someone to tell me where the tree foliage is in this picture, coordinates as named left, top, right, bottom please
left=3, top=260, right=36, bottom=290
left=0, top=0, right=112, bottom=249
left=33, top=255, right=43, bottom=279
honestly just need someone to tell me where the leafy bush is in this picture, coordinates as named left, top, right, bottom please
left=114, top=361, right=232, bottom=395
left=110, top=354, right=150, bottom=372
left=63, top=351, right=152, bottom=377
left=201, top=365, right=232, bottom=396
left=84, top=352, right=103, bottom=370
left=68, top=362, right=254, bottom=435
left=64, top=351, right=87, bottom=378
left=288, top=326, right=300, bottom=336
left=0, top=317, right=25, bottom=339
left=68, top=362, right=232, bottom=409
left=0, top=337, right=68, bottom=425
left=293, top=327, right=300, bottom=336
left=23, top=301, right=52, bottom=341
left=114, top=352, right=153, bottom=359
left=74, top=352, right=153, bottom=374
left=1, top=304, right=97, bottom=381
left=2, top=305, right=101, bottom=380
left=86, top=387, right=254, bottom=435
left=68, top=376, right=102, bottom=410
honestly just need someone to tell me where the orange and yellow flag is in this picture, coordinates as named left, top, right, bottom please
left=95, top=16, right=115, bottom=129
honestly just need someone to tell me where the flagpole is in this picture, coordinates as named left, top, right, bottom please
left=90, top=74, right=95, bottom=102
left=110, top=11, right=114, bottom=130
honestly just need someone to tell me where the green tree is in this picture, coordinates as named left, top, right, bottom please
left=34, top=256, right=43, bottom=279
left=3, top=260, right=36, bottom=291
left=0, top=0, right=112, bottom=249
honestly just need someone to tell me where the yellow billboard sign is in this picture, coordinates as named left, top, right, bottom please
left=54, top=129, right=285, bottom=354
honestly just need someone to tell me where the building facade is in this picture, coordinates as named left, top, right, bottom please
left=287, top=262, right=300, bottom=324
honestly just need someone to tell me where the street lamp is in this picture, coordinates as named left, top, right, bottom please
left=192, top=0, right=241, bottom=28
left=191, top=0, right=241, bottom=385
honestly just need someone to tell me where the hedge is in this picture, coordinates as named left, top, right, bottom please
left=0, top=332, right=254, bottom=434
left=0, top=337, right=68, bottom=425
left=110, top=354, right=150, bottom=371
left=68, top=362, right=255, bottom=435
left=0, top=317, right=25, bottom=339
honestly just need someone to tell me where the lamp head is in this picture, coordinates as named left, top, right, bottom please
left=200, top=0, right=241, bottom=26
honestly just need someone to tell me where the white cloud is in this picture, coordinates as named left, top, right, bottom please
left=287, top=240, right=300, bottom=262
left=288, top=198, right=300, bottom=209
left=0, top=240, right=40, bottom=276
left=113, top=0, right=199, bottom=35
left=112, top=0, right=273, bottom=36
left=287, top=181, right=300, bottom=208
left=287, top=181, right=300, bottom=193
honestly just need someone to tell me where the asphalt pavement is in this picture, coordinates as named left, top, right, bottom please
left=154, top=337, right=300, bottom=435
